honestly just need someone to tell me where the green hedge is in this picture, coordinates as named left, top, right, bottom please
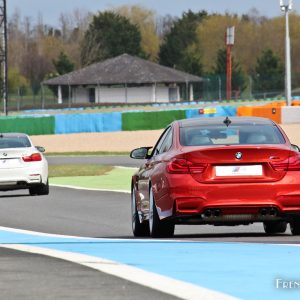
left=122, top=110, right=186, bottom=131
left=0, top=116, right=55, bottom=135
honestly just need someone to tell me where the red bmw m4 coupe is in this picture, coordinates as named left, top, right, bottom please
left=130, top=116, right=300, bottom=238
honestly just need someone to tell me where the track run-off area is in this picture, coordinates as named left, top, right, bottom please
left=0, top=156, right=300, bottom=299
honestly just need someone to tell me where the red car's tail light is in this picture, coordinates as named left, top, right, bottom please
left=167, top=158, right=189, bottom=173
left=188, top=162, right=208, bottom=174
left=270, top=159, right=288, bottom=171
left=167, top=158, right=207, bottom=174
left=271, top=154, right=300, bottom=171
left=22, top=153, right=42, bottom=162
left=287, top=155, right=300, bottom=171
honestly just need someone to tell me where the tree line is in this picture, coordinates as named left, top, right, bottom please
left=7, top=6, right=298, bottom=100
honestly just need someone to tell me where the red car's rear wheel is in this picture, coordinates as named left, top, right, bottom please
left=290, top=218, right=300, bottom=235
left=149, top=187, right=174, bottom=238
left=263, top=221, right=287, bottom=235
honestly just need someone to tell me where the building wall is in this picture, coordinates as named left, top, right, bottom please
left=73, top=87, right=89, bottom=103
left=156, top=86, right=170, bottom=102
left=71, top=85, right=179, bottom=103
left=96, top=85, right=173, bottom=103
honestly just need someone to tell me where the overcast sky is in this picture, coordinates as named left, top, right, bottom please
left=8, top=0, right=299, bottom=26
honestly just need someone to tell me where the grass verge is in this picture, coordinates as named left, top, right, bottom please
left=49, top=164, right=113, bottom=177
left=49, top=167, right=135, bottom=192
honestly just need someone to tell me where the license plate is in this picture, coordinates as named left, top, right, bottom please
left=0, top=159, right=21, bottom=168
left=215, top=165, right=263, bottom=176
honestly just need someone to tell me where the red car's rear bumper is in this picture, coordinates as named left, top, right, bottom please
left=155, top=172, right=300, bottom=221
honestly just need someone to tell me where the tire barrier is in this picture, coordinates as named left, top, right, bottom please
left=0, top=116, right=55, bottom=135
left=54, top=112, right=122, bottom=134
left=237, top=102, right=285, bottom=124
left=122, top=110, right=186, bottom=131
left=185, top=106, right=237, bottom=119
left=6, top=101, right=300, bottom=135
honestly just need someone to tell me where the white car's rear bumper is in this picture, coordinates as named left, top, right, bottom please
left=0, top=163, right=48, bottom=190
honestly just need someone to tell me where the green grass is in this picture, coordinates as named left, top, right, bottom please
left=49, top=164, right=113, bottom=177
left=49, top=166, right=135, bottom=192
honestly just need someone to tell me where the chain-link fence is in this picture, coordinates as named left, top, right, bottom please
left=202, top=74, right=286, bottom=101
left=0, top=75, right=292, bottom=113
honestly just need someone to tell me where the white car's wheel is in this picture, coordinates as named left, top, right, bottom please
left=131, top=188, right=149, bottom=237
left=29, top=179, right=49, bottom=196
left=149, top=187, right=174, bottom=238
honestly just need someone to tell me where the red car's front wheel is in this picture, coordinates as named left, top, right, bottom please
left=131, top=188, right=149, bottom=237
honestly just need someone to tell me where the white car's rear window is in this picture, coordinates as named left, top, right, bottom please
left=0, top=137, right=31, bottom=148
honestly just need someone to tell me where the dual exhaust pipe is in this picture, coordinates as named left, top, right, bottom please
left=202, top=207, right=278, bottom=219
left=260, top=207, right=278, bottom=217
left=202, top=209, right=221, bottom=218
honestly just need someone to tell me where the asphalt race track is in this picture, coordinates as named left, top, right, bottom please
left=0, top=187, right=299, bottom=243
left=0, top=248, right=176, bottom=300
left=0, top=156, right=300, bottom=299
left=46, top=155, right=142, bottom=168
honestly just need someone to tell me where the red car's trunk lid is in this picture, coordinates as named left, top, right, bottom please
left=183, top=145, right=292, bottom=183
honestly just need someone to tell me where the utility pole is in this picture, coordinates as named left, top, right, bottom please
left=226, top=26, right=235, bottom=100
left=0, top=0, right=8, bottom=115
left=280, top=0, right=292, bottom=106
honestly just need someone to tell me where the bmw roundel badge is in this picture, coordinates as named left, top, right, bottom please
left=235, top=152, right=242, bottom=159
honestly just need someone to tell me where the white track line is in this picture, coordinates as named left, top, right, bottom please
left=50, top=184, right=130, bottom=194
left=0, top=226, right=93, bottom=239
left=115, top=166, right=138, bottom=170
left=0, top=226, right=195, bottom=243
left=0, top=243, right=238, bottom=300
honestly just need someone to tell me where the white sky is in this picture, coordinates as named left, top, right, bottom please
left=8, top=0, right=298, bottom=26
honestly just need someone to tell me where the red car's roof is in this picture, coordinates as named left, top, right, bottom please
left=177, top=117, right=275, bottom=128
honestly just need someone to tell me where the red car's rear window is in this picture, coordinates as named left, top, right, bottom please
left=180, top=124, right=286, bottom=146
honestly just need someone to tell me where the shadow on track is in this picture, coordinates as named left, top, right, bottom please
left=0, top=193, right=30, bottom=198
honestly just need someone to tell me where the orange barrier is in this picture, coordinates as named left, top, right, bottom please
left=237, top=100, right=300, bottom=124
left=252, top=107, right=281, bottom=123
left=237, top=101, right=284, bottom=123
left=237, top=106, right=254, bottom=117
left=292, top=100, right=300, bottom=106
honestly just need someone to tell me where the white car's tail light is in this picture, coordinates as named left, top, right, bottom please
left=22, top=153, right=42, bottom=162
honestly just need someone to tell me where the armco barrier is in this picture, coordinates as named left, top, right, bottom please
left=185, top=106, right=237, bottom=119
left=0, top=116, right=55, bottom=135
left=55, top=112, right=122, bottom=134
left=122, top=110, right=186, bottom=131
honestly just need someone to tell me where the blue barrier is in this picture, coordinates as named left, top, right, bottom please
left=185, top=106, right=237, bottom=119
left=55, top=112, right=122, bottom=134
left=16, top=105, right=240, bottom=135
left=54, top=107, right=237, bottom=134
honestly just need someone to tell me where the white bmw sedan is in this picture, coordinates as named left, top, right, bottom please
left=0, top=133, right=49, bottom=196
